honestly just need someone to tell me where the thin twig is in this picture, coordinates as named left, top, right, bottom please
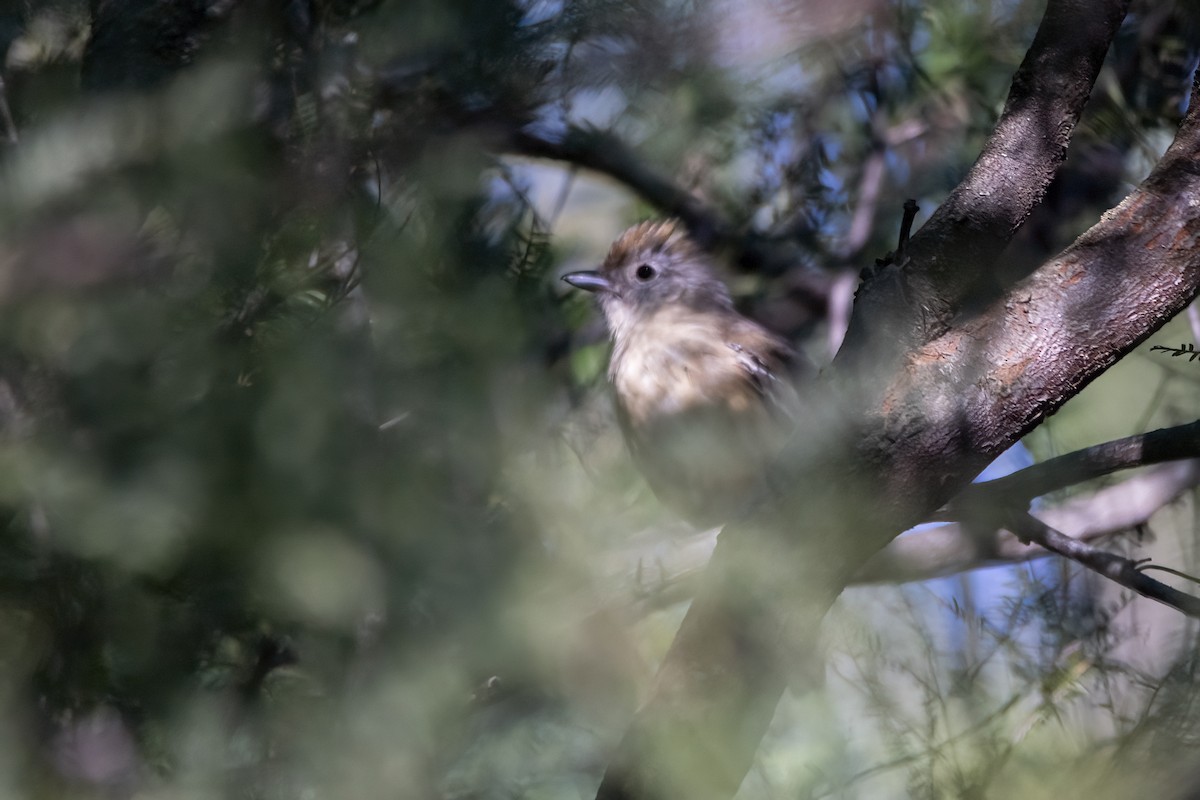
left=1135, top=562, right=1200, bottom=586
left=1004, top=511, right=1200, bottom=619
left=896, top=199, right=918, bottom=260
left=839, top=0, right=1132, bottom=358
left=509, top=126, right=834, bottom=301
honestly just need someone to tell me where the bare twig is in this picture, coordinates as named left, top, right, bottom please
left=896, top=199, right=918, bottom=260
left=841, top=147, right=887, bottom=257
left=829, top=148, right=888, bottom=355
left=1137, top=562, right=1200, bottom=585
left=1004, top=511, right=1200, bottom=619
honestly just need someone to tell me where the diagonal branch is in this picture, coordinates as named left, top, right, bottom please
left=1004, top=510, right=1200, bottom=618
left=511, top=127, right=728, bottom=247
left=612, top=459, right=1200, bottom=601
left=946, top=419, right=1200, bottom=513
left=510, top=127, right=832, bottom=300
left=841, top=0, right=1132, bottom=356
left=857, top=459, right=1200, bottom=583
left=873, top=71, right=1200, bottom=516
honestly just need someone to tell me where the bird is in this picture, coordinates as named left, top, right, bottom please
left=562, top=220, right=808, bottom=527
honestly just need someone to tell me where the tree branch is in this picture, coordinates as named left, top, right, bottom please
left=510, top=127, right=832, bottom=303
left=946, top=419, right=1200, bottom=513
left=856, top=459, right=1200, bottom=583
left=873, top=71, right=1200, bottom=515
left=841, top=0, right=1132, bottom=356
left=511, top=127, right=728, bottom=247
left=1004, top=510, right=1200, bottom=618
left=610, top=459, right=1200, bottom=601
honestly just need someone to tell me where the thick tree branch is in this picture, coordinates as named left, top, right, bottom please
left=841, top=0, right=1132, bottom=356
left=874, top=72, right=1200, bottom=515
left=595, top=518, right=835, bottom=800
left=1005, top=510, right=1200, bottom=618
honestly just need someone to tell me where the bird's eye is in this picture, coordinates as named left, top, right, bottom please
left=635, top=264, right=656, bottom=281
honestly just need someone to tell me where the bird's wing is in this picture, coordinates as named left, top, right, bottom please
left=725, top=324, right=808, bottom=424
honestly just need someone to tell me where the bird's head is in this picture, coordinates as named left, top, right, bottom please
left=562, top=220, right=733, bottom=337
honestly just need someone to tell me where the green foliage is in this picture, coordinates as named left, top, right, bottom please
left=1150, top=342, right=1200, bottom=362
left=0, top=1, right=1195, bottom=799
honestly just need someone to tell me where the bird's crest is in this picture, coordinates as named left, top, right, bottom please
left=603, top=220, right=699, bottom=270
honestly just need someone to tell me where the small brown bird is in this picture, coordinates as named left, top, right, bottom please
left=563, top=220, right=807, bottom=527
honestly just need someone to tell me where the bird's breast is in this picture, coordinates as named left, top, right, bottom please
left=604, top=308, right=801, bottom=527
left=609, top=311, right=758, bottom=428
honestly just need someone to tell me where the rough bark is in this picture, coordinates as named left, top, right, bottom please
left=876, top=103, right=1200, bottom=512
left=841, top=0, right=1133, bottom=357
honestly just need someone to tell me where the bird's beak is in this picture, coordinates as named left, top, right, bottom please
left=561, top=270, right=613, bottom=294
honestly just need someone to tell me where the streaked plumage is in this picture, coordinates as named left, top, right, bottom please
left=563, top=220, right=806, bottom=526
